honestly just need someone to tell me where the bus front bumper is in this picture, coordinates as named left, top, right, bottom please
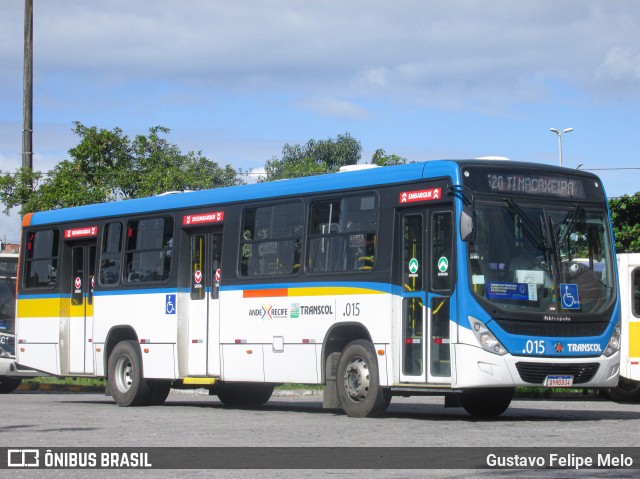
left=454, top=343, right=620, bottom=389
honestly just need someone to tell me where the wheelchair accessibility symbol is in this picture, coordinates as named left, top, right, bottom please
left=560, top=284, right=580, bottom=310
left=166, top=294, right=176, bottom=314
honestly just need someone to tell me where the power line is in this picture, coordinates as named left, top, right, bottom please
left=583, top=167, right=640, bottom=171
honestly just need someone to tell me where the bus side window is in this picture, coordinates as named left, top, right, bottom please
left=99, top=222, right=122, bottom=285
left=124, top=217, right=173, bottom=284
left=24, top=229, right=59, bottom=289
left=239, top=202, right=303, bottom=277
left=307, top=195, right=378, bottom=273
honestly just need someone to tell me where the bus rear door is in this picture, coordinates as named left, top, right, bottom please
left=67, top=240, right=97, bottom=374
left=187, top=228, right=223, bottom=377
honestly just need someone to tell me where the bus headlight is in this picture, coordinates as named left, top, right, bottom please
left=604, top=322, right=621, bottom=357
left=469, top=316, right=507, bottom=356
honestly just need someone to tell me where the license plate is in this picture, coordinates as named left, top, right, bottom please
left=544, top=375, right=574, bottom=387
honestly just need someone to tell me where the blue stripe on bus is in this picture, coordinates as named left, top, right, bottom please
left=28, top=161, right=457, bottom=225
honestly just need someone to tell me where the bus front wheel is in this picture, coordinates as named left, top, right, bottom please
left=606, top=377, right=640, bottom=403
left=107, top=340, right=150, bottom=407
left=460, top=387, right=514, bottom=417
left=336, top=340, right=391, bottom=418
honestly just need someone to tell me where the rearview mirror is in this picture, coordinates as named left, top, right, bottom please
left=460, top=206, right=475, bottom=242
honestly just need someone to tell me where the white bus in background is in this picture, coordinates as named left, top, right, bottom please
left=0, top=253, right=39, bottom=393
left=603, top=253, right=640, bottom=402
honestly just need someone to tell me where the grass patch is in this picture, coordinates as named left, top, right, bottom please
left=23, top=376, right=105, bottom=387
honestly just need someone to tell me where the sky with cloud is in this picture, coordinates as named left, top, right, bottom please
left=1, top=1, right=640, bottom=243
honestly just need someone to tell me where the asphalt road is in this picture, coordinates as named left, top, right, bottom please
left=1, top=390, right=639, bottom=478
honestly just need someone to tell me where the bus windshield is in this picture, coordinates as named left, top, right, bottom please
left=468, top=200, right=615, bottom=315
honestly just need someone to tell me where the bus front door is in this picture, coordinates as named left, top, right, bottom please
left=399, top=208, right=453, bottom=385
left=187, top=229, right=223, bottom=377
left=68, top=241, right=96, bottom=374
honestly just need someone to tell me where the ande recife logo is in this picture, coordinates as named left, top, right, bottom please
left=249, top=303, right=334, bottom=319
left=248, top=305, right=288, bottom=319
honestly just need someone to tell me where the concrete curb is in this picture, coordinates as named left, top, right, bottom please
left=15, top=383, right=323, bottom=396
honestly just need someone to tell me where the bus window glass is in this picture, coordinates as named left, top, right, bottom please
left=24, top=229, right=59, bottom=289
left=308, top=195, right=378, bottom=273
left=240, top=202, right=303, bottom=277
left=99, top=222, right=122, bottom=285
left=125, top=217, right=173, bottom=283
left=191, top=234, right=205, bottom=300
left=403, top=215, right=423, bottom=292
left=431, top=212, right=453, bottom=292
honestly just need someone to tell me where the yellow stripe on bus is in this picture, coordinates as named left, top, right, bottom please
left=289, top=287, right=384, bottom=297
left=630, top=322, right=640, bottom=358
left=17, top=298, right=90, bottom=318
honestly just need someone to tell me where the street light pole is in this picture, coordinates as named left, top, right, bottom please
left=549, top=128, right=573, bottom=167
left=22, top=0, right=33, bottom=172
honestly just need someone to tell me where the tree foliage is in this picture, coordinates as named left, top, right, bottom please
left=370, top=148, right=408, bottom=166
left=262, top=132, right=362, bottom=181
left=609, top=192, right=640, bottom=253
left=0, top=122, right=243, bottom=215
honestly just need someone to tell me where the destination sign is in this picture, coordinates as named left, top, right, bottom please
left=486, top=173, right=585, bottom=199
left=182, top=211, right=224, bottom=227
left=64, top=226, right=98, bottom=239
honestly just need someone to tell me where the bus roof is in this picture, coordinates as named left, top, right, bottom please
left=25, top=159, right=600, bottom=227
left=27, top=160, right=460, bottom=226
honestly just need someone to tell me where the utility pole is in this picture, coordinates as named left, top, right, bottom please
left=22, top=0, right=33, bottom=172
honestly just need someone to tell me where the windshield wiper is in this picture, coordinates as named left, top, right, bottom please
left=505, top=199, right=550, bottom=251
left=556, top=203, right=583, bottom=247
left=547, top=214, right=564, bottom=283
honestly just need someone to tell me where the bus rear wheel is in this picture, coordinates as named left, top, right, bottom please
left=460, top=387, right=514, bottom=417
left=216, top=382, right=275, bottom=407
left=336, top=340, right=390, bottom=418
left=107, top=340, right=150, bottom=407
left=0, top=377, right=22, bottom=394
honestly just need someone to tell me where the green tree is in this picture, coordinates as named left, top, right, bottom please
left=0, top=122, right=243, bottom=215
left=262, top=132, right=361, bottom=181
left=370, top=148, right=407, bottom=166
left=609, top=192, right=640, bottom=253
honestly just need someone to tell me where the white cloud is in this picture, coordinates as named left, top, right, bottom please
left=3, top=1, right=640, bottom=113
left=598, top=47, right=640, bottom=81
left=298, top=98, right=370, bottom=120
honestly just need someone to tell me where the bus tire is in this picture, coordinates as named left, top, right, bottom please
left=0, top=377, right=22, bottom=394
left=460, top=387, right=514, bottom=418
left=147, top=380, right=171, bottom=405
left=606, top=377, right=640, bottom=403
left=336, top=339, right=390, bottom=418
left=216, top=382, right=274, bottom=407
left=107, top=340, right=150, bottom=407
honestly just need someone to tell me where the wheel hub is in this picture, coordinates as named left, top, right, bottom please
left=343, top=357, right=370, bottom=403
left=115, top=355, right=134, bottom=393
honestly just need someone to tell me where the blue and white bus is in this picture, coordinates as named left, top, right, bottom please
left=16, top=159, right=620, bottom=416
